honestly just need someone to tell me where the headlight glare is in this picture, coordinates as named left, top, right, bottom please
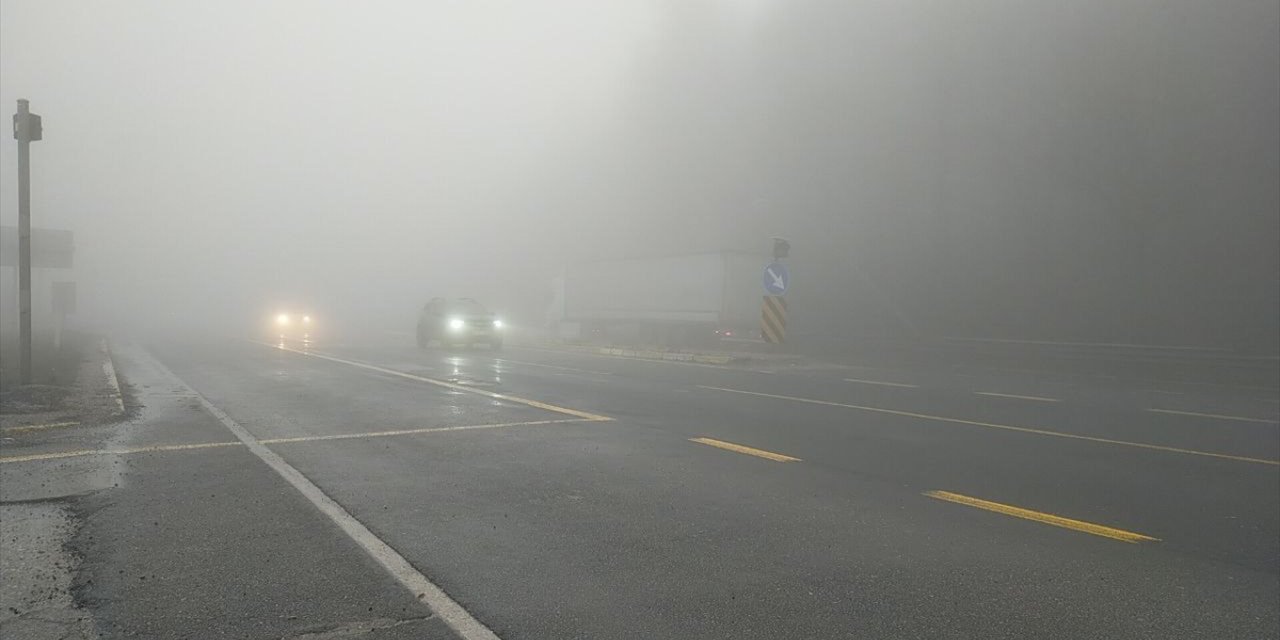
left=448, top=318, right=465, bottom=330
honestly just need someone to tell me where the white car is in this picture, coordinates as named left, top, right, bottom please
left=270, top=310, right=316, bottom=343
left=417, top=298, right=503, bottom=349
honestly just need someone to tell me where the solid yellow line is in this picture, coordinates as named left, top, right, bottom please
left=1, top=421, right=81, bottom=434
left=1, top=419, right=597, bottom=464
left=698, top=385, right=1280, bottom=467
left=259, top=418, right=592, bottom=444
left=689, top=437, right=801, bottom=462
left=1146, top=408, right=1278, bottom=424
left=975, top=392, right=1060, bottom=403
left=924, top=490, right=1159, bottom=543
left=844, top=378, right=919, bottom=389
left=0, top=441, right=243, bottom=464
left=262, top=344, right=613, bottom=422
left=0, top=448, right=108, bottom=463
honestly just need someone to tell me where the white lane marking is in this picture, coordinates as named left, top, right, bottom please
left=260, top=343, right=612, bottom=422
left=699, top=385, right=1280, bottom=466
left=149, top=354, right=501, bottom=640
left=102, top=339, right=127, bottom=414
left=974, top=391, right=1061, bottom=403
left=495, top=358, right=612, bottom=376
left=942, top=336, right=1234, bottom=352
left=1146, top=408, right=1278, bottom=424
left=843, top=378, right=918, bottom=389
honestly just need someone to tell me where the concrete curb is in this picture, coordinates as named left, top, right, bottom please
left=591, top=347, right=739, bottom=365
left=520, top=342, right=743, bottom=365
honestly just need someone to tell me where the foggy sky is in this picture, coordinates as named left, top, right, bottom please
left=2, top=1, right=1277, bottom=348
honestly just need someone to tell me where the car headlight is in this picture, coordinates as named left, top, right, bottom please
left=448, top=318, right=465, bottom=330
left=276, top=314, right=290, bottom=326
left=493, top=319, right=503, bottom=329
left=302, top=315, right=311, bottom=324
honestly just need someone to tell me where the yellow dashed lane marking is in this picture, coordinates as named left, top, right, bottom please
left=699, top=386, right=1279, bottom=467
left=0, top=418, right=594, bottom=464
left=689, top=437, right=801, bottom=462
left=924, top=490, right=1160, bottom=543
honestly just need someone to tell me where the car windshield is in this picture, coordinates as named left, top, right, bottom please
left=445, top=299, right=489, bottom=315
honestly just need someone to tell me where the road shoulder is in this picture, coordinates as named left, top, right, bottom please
left=3, top=341, right=464, bottom=639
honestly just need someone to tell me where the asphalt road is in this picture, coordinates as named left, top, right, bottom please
left=14, top=335, right=1279, bottom=639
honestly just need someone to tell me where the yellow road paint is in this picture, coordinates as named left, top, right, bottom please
left=262, top=343, right=613, bottom=422
left=689, top=437, right=801, bottom=462
left=259, top=418, right=592, bottom=444
left=924, top=490, right=1159, bottom=543
left=699, top=385, right=1280, bottom=467
left=0, top=441, right=242, bottom=464
left=843, top=378, right=918, bottom=389
left=975, top=392, right=1061, bottom=403
left=0, top=449, right=107, bottom=463
left=1146, top=408, right=1278, bottom=424
left=1, top=421, right=81, bottom=434
left=0, top=418, right=593, bottom=464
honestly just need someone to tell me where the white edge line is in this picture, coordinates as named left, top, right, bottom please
left=148, top=352, right=500, bottom=640
left=1146, top=408, right=1279, bottom=424
left=974, top=391, right=1061, bottom=403
left=101, top=339, right=127, bottom=415
left=843, top=378, right=918, bottom=388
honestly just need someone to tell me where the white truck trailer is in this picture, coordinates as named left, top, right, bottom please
left=551, top=251, right=770, bottom=347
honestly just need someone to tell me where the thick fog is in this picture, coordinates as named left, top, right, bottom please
left=2, top=1, right=1277, bottom=350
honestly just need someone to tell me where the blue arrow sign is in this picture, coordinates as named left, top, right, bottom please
left=763, top=262, right=790, bottom=295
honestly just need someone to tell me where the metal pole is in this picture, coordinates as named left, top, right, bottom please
left=16, top=99, right=32, bottom=384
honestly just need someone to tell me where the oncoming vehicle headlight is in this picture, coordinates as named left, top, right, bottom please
left=302, top=315, right=312, bottom=324
left=448, top=318, right=465, bottom=331
left=493, top=319, right=503, bottom=329
left=276, top=313, right=291, bottom=326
